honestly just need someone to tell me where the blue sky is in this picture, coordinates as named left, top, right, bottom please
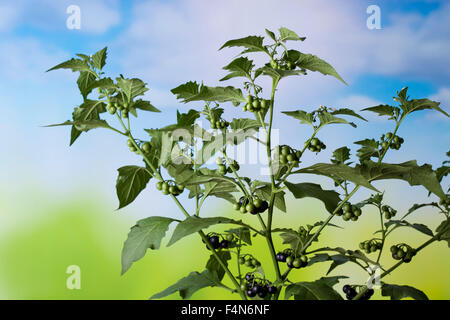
left=0, top=0, right=449, bottom=222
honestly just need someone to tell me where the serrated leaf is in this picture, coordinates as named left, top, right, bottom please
left=47, top=58, right=91, bottom=73
left=381, top=283, right=428, bottom=300
left=362, top=104, right=400, bottom=118
left=116, top=166, right=152, bottom=209
left=354, top=139, right=379, bottom=161
left=219, top=35, right=267, bottom=53
left=318, top=111, right=356, bottom=128
left=131, top=99, right=160, bottom=112
left=330, top=108, right=367, bottom=122
left=285, top=279, right=343, bottom=300
left=91, top=47, right=107, bottom=70
left=229, top=118, right=262, bottom=131
left=167, top=216, right=247, bottom=246
left=171, top=81, right=200, bottom=101
left=279, top=27, right=306, bottom=42
left=121, top=216, right=176, bottom=274
left=116, top=77, right=148, bottom=101
left=402, top=98, right=449, bottom=118
left=295, top=53, right=347, bottom=85
left=331, top=147, right=351, bottom=164
left=282, top=110, right=314, bottom=126
left=150, top=270, right=221, bottom=300
left=285, top=182, right=341, bottom=213
left=220, top=57, right=254, bottom=81
left=186, top=85, right=246, bottom=104
left=357, top=160, right=446, bottom=198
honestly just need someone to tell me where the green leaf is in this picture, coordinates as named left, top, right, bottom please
left=282, top=110, right=314, bottom=126
left=121, top=216, right=176, bottom=274
left=171, top=81, right=200, bottom=101
left=116, top=77, right=148, bottom=101
left=362, top=104, right=400, bottom=119
left=205, top=251, right=231, bottom=281
left=385, top=220, right=434, bottom=237
left=357, top=160, right=446, bottom=198
left=185, top=85, right=246, bottom=104
left=402, top=98, right=449, bottom=118
left=46, top=58, right=90, bottom=73
left=46, top=119, right=111, bottom=131
left=225, top=227, right=252, bottom=245
left=91, top=47, right=107, bottom=70
left=131, top=99, right=161, bottom=113
left=265, top=29, right=277, bottom=41
left=116, top=166, right=152, bottom=209
left=330, top=108, right=367, bottom=122
left=77, top=71, right=97, bottom=100
left=285, top=182, right=341, bottom=213
left=436, top=219, right=450, bottom=247
left=150, top=270, right=221, bottom=300
left=381, top=283, right=428, bottom=300
left=279, top=27, right=306, bottom=42
left=258, top=66, right=301, bottom=82
left=254, top=184, right=286, bottom=212
left=354, top=139, right=380, bottom=161
left=293, top=163, right=379, bottom=192
left=219, top=35, right=267, bottom=54
left=331, top=147, right=351, bottom=165
left=295, top=53, right=347, bottom=85
left=167, top=216, right=247, bottom=246
left=220, top=57, right=254, bottom=81
left=229, top=118, right=262, bottom=131
left=318, top=111, right=356, bottom=128
left=285, top=279, right=343, bottom=300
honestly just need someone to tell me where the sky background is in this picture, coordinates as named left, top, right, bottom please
left=0, top=0, right=449, bottom=299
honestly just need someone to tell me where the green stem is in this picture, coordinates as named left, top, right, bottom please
left=376, top=206, right=386, bottom=264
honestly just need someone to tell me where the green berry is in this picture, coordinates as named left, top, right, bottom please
left=156, top=182, right=163, bottom=190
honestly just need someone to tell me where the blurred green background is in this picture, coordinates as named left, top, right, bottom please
left=0, top=187, right=448, bottom=300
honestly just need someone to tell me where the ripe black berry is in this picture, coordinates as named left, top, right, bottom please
left=209, top=236, right=220, bottom=249
left=267, top=286, right=277, bottom=294
left=246, top=290, right=256, bottom=297
left=220, top=240, right=229, bottom=249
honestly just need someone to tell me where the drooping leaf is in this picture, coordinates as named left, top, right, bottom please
left=46, top=119, right=112, bottom=131
left=121, top=216, right=176, bottom=274
left=401, top=98, right=449, bottom=119
left=91, top=47, right=107, bottom=70
left=293, top=163, right=379, bottom=192
left=116, top=166, right=152, bottom=209
left=330, top=108, right=367, bottom=122
left=77, top=71, right=97, bottom=100
left=150, top=270, right=221, bottom=300
left=357, top=160, right=446, bottom=198
left=131, top=99, right=161, bottom=113
left=384, top=220, right=434, bottom=237
left=295, top=53, right=347, bottom=85
left=285, top=182, right=341, bottom=213
left=362, top=104, right=400, bottom=119
left=167, top=216, right=247, bottom=246
left=381, top=283, right=428, bottom=300
left=279, top=27, right=306, bottom=42
left=205, top=251, right=231, bottom=281
left=285, top=279, right=343, bottom=300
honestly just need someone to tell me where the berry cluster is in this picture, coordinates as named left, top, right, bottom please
left=216, top=157, right=240, bottom=175
left=108, top=101, right=131, bottom=118
left=381, top=132, right=404, bottom=151
left=269, top=58, right=296, bottom=71
left=336, top=202, right=362, bottom=221
left=390, top=244, right=416, bottom=263
left=233, top=197, right=269, bottom=215
left=278, top=145, right=301, bottom=166
left=210, top=119, right=229, bottom=130
left=343, top=285, right=374, bottom=300
left=203, top=234, right=234, bottom=250
left=156, top=181, right=185, bottom=196
left=381, top=205, right=397, bottom=219
left=242, top=95, right=269, bottom=113
left=305, top=137, right=326, bottom=153
left=359, top=239, right=382, bottom=254
left=242, top=274, right=277, bottom=299
left=238, top=256, right=261, bottom=269
left=275, top=250, right=309, bottom=269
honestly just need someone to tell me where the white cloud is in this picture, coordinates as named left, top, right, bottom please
left=0, top=3, right=19, bottom=31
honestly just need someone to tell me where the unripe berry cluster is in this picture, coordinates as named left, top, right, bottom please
left=216, top=157, right=240, bottom=175
left=203, top=233, right=235, bottom=250
left=275, top=250, right=309, bottom=269
left=242, top=274, right=277, bottom=299
left=108, top=101, right=131, bottom=118
left=336, top=202, right=362, bottom=221
left=233, top=196, right=269, bottom=215
left=156, top=181, right=185, bottom=196
left=381, top=205, right=397, bottom=219
left=238, top=256, right=261, bottom=269
left=278, top=145, right=301, bottom=166
left=242, top=95, right=269, bottom=113
left=381, top=132, right=404, bottom=151
left=305, top=137, right=326, bottom=153
left=270, top=58, right=297, bottom=71
left=343, top=285, right=374, bottom=300
left=210, top=119, right=229, bottom=130
left=359, top=239, right=382, bottom=254
left=390, top=244, right=416, bottom=263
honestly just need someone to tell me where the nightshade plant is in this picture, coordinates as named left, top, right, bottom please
left=47, top=27, right=450, bottom=300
